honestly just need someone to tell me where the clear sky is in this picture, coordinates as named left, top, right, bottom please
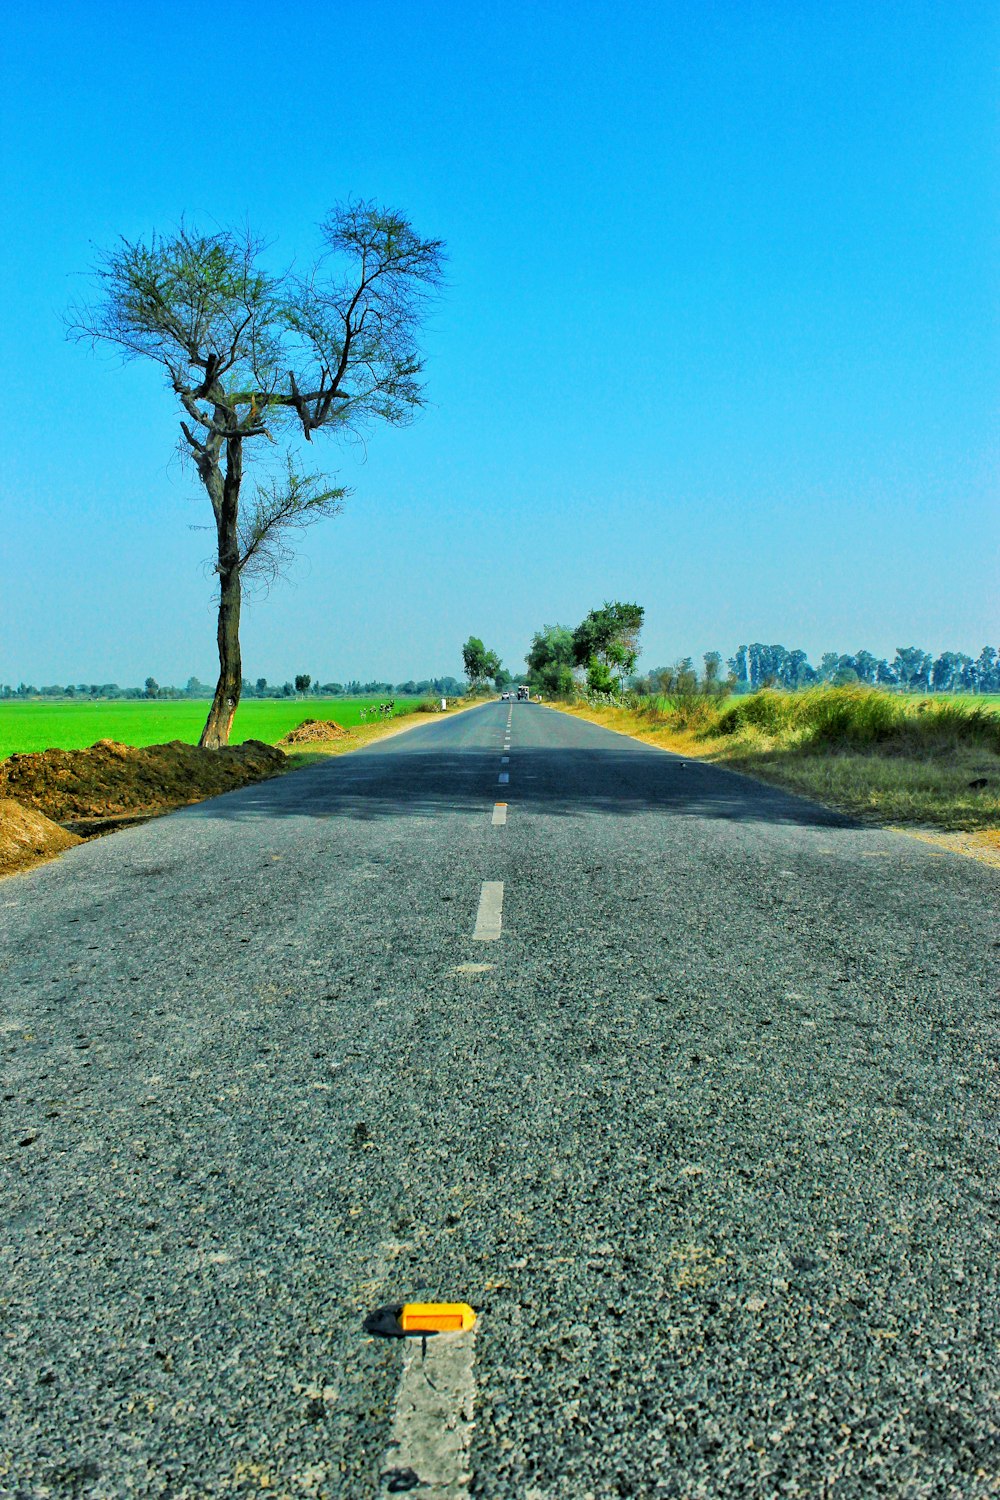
left=1, top=0, right=997, bottom=686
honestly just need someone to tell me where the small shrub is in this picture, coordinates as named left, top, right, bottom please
left=663, top=695, right=722, bottom=732
left=715, top=689, right=795, bottom=737
left=913, top=700, right=1000, bottom=752
left=796, top=686, right=905, bottom=747
left=636, top=694, right=671, bottom=723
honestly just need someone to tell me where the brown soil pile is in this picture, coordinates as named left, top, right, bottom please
left=0, top=739, right=288, bottom=827
left=280, top=718, right=351, bottom=745
left=0, top=798, right=83, bottom=876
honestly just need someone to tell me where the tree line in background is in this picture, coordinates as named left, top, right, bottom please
left=0, top=675, right=465, bottom=702
left=6, top=640, right=999, bottom=706
left=523, top=620, right=1000, bottom=698
left=715, top=643, right=1000, bottom=695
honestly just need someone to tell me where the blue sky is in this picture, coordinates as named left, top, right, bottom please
left=1, top=0, right=997, bottom=686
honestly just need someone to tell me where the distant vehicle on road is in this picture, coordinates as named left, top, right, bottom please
left=516, top=685, right=530, bottom=700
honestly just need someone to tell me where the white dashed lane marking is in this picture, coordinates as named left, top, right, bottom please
left=473, top=881, right=504, bottom=940
left=381, top=1329, right=477, bottom=1496
left=498, top=772, right=509, bottom=785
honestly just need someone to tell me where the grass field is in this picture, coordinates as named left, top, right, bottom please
left=0, top=698, right=423, bottom=758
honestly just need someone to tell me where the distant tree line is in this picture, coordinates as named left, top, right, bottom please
left=5, top=642, right=998, bottom=703
left=0, top=674, right=466, bottom=701
left=520, top=626, right=1000, bottom=700
left=713, top=644, right=1000, bottom=694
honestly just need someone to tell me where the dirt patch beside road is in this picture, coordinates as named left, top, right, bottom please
left=279, top=718, right=352, bottom=745
left=0, top=798, right=83, bottom=876
left=0, top=738, right=288, bottom=833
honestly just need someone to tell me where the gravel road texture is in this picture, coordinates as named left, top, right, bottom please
left=1, top=702, right=997, bottom=1498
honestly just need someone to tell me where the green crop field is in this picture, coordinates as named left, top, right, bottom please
left=0, top=698, right=422, bottom=758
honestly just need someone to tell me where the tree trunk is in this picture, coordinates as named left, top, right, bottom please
left=199, top=437, right=243, bottom=749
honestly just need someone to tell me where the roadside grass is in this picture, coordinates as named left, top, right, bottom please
left=0, top=697, right=424, bottom=758
left=278, top=698, right=473, bottom=768
left=555, top=686, right=1000, bottom=839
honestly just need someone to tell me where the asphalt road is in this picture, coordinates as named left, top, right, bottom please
left=2, top=702, right=997, bottom=1499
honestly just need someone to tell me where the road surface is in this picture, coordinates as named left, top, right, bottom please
left=2, top=702, right=997, bottom=1498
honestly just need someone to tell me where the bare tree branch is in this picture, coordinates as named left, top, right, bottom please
left=237, top=456, right=348, bottom=588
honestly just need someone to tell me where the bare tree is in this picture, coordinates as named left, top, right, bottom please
left=69, top=204, right=445, bottom=746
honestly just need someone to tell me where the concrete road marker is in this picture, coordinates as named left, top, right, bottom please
left=473, top=881, right=504, bottom=940
left=491, top=803, right=508, bottom=826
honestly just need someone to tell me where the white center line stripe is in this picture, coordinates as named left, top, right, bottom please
left=473, top=881, right=504, bottom=941
left=501, top=756, right=509, bottom=764
left=492, top=803, right=508, bottom=826
left=498, top=772, right=509, bottom=785
left=381, top=1328, right=477, bottom=1495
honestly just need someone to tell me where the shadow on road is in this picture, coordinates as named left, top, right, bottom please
left=183, top=743, right=856, bottom=830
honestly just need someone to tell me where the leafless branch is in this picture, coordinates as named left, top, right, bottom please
left=236, top=456, right=348, bottom=589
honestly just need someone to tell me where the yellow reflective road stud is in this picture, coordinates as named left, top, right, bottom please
left=399, top=1302, right=477, bottom=1334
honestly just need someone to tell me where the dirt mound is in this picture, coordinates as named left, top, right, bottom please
left=0, top=798, right=83, bottom=876
left=280, top=718, right=351, bottom=745
left=0, top=739, right=288, bottom=827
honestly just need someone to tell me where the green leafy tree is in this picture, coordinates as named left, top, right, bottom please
left=294, top=673, right=311, bottom=694
left=572, top=602, right=644, bottom=691
left=854, top=650, right=878, bottom=685
left=525, top=625, right=575, bottom=695
left=654, top=659, right=699, bottom=697
left=976, top=646, right=998, bottom=693
left=586, top=656, right=617, bottom=694
left=70, top=203, right=445, bottom=747
left=893, top=646, right=932, bottom=692
left=785, top=649, right=815, bottom=689
left=727, top=645, right=748, bottom=689
left=462, top=636, right=502, bottom=690
left=701, top=650, right=735, bottom=699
